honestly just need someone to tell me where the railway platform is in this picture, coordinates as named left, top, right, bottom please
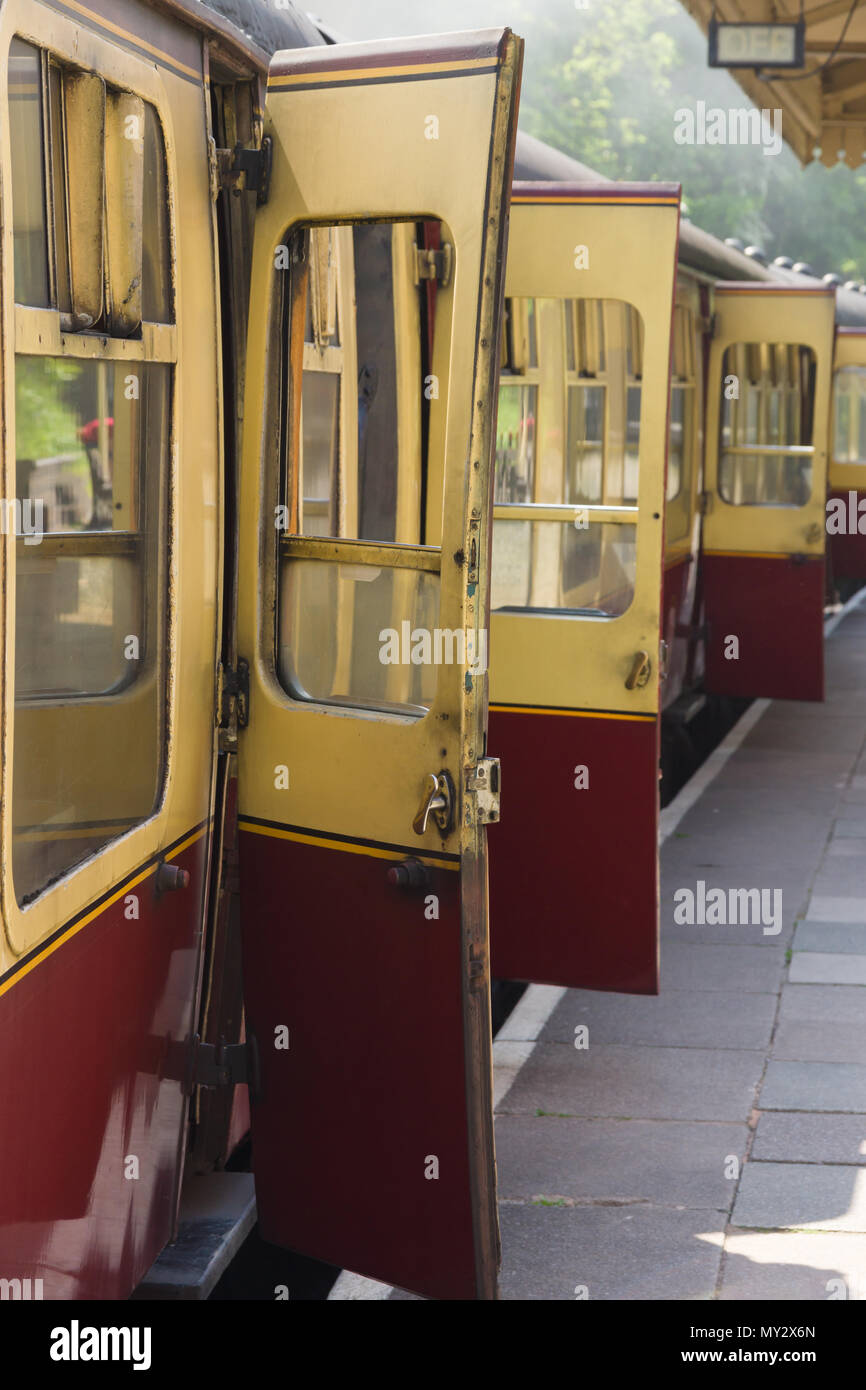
left=334, top=592, right=866, bottom=1301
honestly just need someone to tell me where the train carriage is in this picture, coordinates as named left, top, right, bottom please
left=3, top=0, right=866, bottom=1305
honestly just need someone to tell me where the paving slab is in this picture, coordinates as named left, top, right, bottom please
left=760, top=1060, right=866, bottom=1113
left=793, top=921, right=866, bottom=955
left=788, top=952, right=866, bottom=985
left=658, top=942, right=786, bottom=993
left=545, top=987, right=777, bottom=1050
left=719, top=1231, right=866, bottom=1300
left=498, top=1204, right=725, bottom=1301
left=731, top=1163, right=866, bottom=1232
left=495, top=1116, right=746, bottom=1210
left=806, top=896, right=866, bottom=922
left=500, top=1043, right=763, bottom=1122
left=752, top=1112, right=866, bottom=1165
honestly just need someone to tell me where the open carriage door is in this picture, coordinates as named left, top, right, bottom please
left=235, top=34, right=522, bottom=1300
left=827, top=329, right=866, bottom=586
left=702, top=283, right=835, bottom=701
left=488, top=184, right=680, bottom=994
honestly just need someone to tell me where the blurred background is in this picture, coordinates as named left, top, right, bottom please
left=305, top=0, right=866, bottom=279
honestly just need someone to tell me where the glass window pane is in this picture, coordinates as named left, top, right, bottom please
left=719, top=343, right=815, bottom=506
left=833, top=366, right=866, bottom=465
left=492, top=518, right=635, bottom=618
left=15, top=357, right=145, bottom=533
left=300, top=371, right=339, bottom=536
left=667, top=386, right=684, bottom=502
left=495, top=384, right=536, bottom=502
left=278, top=559, right=441, bottom=714
left=9, top=38, right=50, bottom=307
left=566, top=384, right=604, bottom=503
left=141, top=103, right=172, bottom=323
left=12, top=360, right=169, bottom=904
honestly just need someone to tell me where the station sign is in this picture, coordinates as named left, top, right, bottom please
left=708, top=18, right=806, bottom=70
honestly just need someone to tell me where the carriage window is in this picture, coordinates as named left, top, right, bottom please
left=276, top=220, right=448, bottom=715
left=719, top=342, right=815, bottom=506
left=832, top=366, right=866, bottom=465
left=9, top=38, right=50, bottom=306
left=491, top=298, right=641, bottom=618
left=7, top=40, right=174, bottom=905
left=665, top=303, right=697, bottom=541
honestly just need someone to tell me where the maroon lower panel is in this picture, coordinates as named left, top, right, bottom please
left=703, top=552, right=824, bottom=702
left=238, top=829, right=478, bottom=1300
left=487, top=708, right=659, bottom=994
left=0, top=836, right=206, bottom=1298
left=828, top=491, right=866, bottom=581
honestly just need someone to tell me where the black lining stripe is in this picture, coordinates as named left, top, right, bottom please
left=238, top=813, right=460, bottom=864
left=490, top=702, right=657, bottom=720
left=1, top=818, right=209, bottom=988
left=268, top=65, right=499, bottom=95
left=43, top=0, right=204, bottom=88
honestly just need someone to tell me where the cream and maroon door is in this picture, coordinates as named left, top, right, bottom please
left=236, top=33, right=522, bottom=1300
left=702, top=283, right=835, bottom=701
left=487, top=183, right=680, bottom=993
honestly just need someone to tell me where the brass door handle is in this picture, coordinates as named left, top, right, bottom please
left=625, top=650, right=652, bottom=690
left=413, top=771, right=454, bottom=836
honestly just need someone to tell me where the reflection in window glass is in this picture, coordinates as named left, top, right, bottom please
left=491, top=519, right=635, bottom=617
left=15, top=357, right=143, bottom=534
left=566, top=384, right=604, bottom=504
left=9, top=38, right=50, bottom=307
left=495, top=384, right=536, bottom=502
left=833, top=366, right=866, bottom=465
left=277, top=220, right=447, bottom=715
left=301, top=372, right=339, bottom=536
left=13, top=360, right=170, bottom=904
left=667, top=386, right=684, bottom=502
left=141, top=103, right=172, bottom=323
left=279, top=560, right=439, bottom=713
left=624, top=385, right=641, bottom=504
left=719, top=342, right=814, bottom=506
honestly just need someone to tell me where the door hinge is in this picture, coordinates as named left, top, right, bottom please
left=700, top=311, right=718, bottom=339
left=413, top=242, right=453, bottom=288
left=214, top=137, right=273, bottom=205
left=466, top=757, right=501, bottom=824
left=699, top=489, right=714, bottom=516
left=217, top=658, right=249, bottom=752
left=186, top=1033, right=260, bottom=1097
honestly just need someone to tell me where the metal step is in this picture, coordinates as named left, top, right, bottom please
left=132, top=1172, right=255, bottom=1300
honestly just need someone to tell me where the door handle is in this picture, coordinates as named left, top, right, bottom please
left=625, top=650, right=652, bottom=690
left=413, top=771, right=454, bottom=836
left=804, top=521, right=821, bottom=544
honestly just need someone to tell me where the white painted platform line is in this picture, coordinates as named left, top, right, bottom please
left=329, top=592, right=866, bottom=1300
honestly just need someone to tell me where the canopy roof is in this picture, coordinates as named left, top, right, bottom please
left=682, top=0, right=866, bottom=166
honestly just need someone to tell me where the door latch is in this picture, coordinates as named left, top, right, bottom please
left=218, top=658, right=249, bottom=752
left=466, top=757, right=501, bottom=824
left=214, top=137, right=273, bottom=204
left=625, top=650, right=652, bottom=690
left=413, top=242, right=453, bottom=288
left=413, top=771, right=455, bottom=836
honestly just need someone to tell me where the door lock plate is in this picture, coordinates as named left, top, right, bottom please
left=466, top=757, right=501, bottom=824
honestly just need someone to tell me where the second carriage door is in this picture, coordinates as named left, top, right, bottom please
left=487, top=183, right=681, bottom=994
left=702, top=283, right=835, bottom=701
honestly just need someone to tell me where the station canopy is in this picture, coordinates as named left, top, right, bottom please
left=683, top=0, right=866, bottom=166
